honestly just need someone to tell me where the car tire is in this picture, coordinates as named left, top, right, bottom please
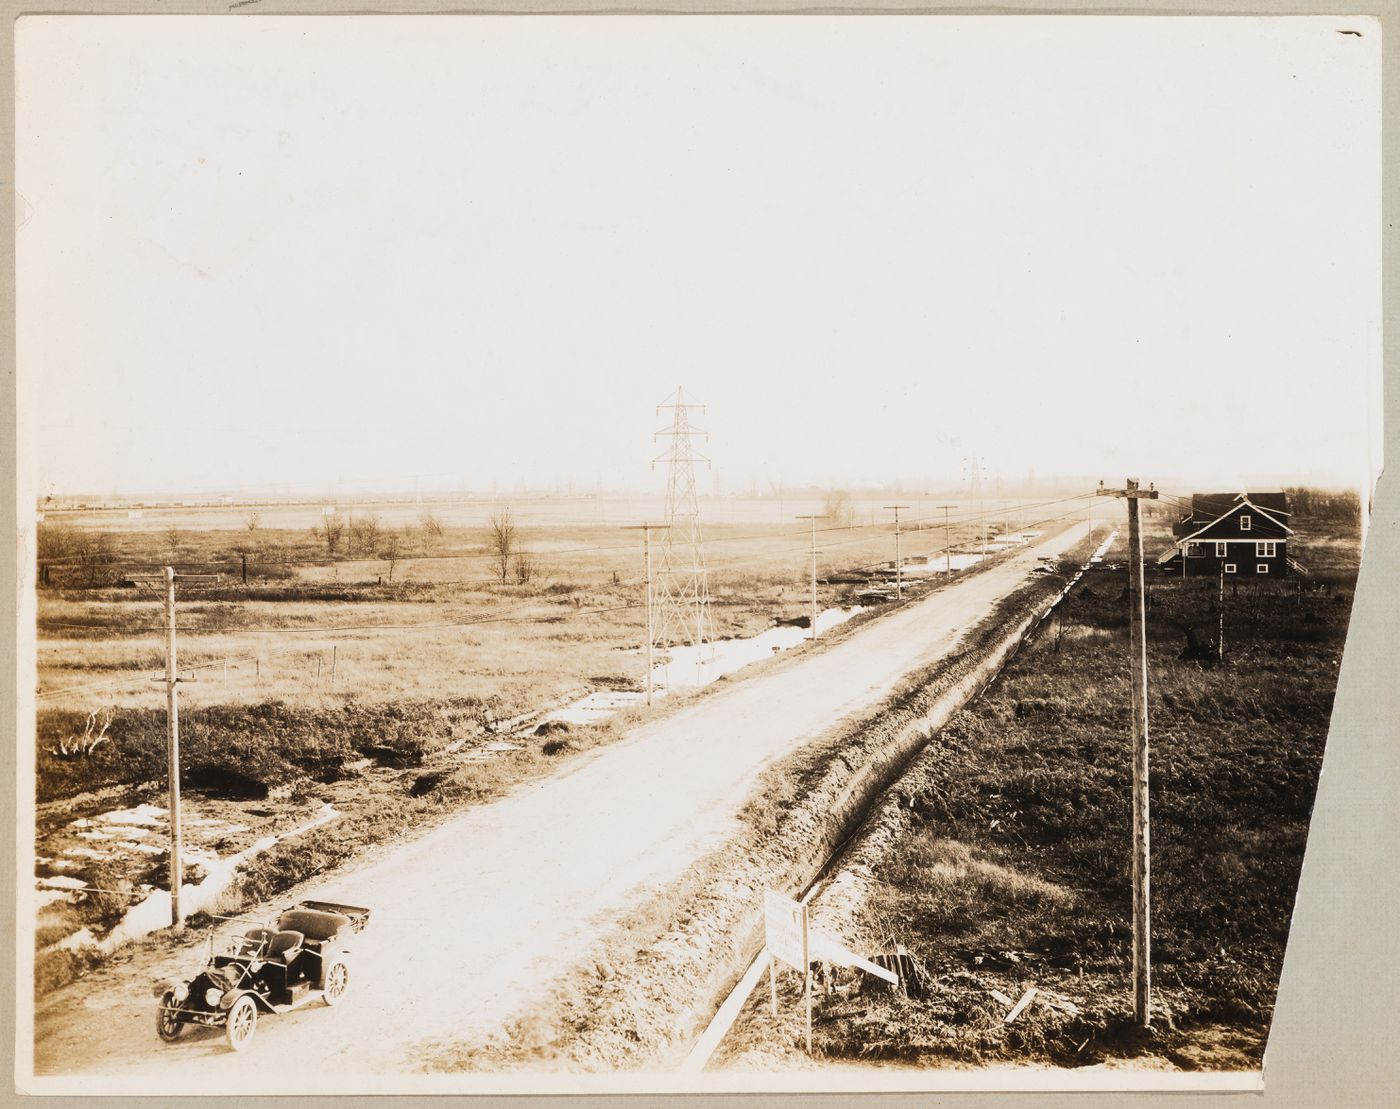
left=322, top=959, right=349, bottom=1006
left=156, top=991, right=183, bottom=1042
left=225, top=995, right=258, bottom=1052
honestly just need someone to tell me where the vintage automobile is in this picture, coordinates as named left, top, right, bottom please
left=155, top=899, right=370, bottom=1051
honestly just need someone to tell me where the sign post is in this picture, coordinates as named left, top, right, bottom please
left=763, top=889, right=897, bottom=1055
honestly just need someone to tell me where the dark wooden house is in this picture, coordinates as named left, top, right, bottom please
left=1157, top=492, right=1293, bottom=577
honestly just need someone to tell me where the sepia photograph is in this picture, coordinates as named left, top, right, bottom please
left=12, top=10, right=1386, bottom=1096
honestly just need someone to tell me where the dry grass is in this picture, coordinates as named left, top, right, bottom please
left=724, top=515, right=1358, bottom=1071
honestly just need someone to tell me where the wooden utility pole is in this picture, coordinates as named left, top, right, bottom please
left=163, top=566, right=185, bottom=929
left=937, top=505, right=954, bottom=573
left=1097, top=478, right=1159, bottom=1029
left=796, top=515, right=828, bottom=640
left=801, top=900, right=812, bottom=1055
left=624, top=524, right=660, bottom=704
left=884, top=504, right=910, bottom=599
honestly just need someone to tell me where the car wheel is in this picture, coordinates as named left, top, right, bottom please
left=322, top=960, right=349, bottom=1006
left=225, top=995, right=258, bottom=1052
left=156, top=991, right=183, bottom=1042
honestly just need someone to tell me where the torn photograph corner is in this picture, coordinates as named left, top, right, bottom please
left=13, top=10, right=1383, bottom=1097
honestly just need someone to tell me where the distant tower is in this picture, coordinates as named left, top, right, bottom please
left=653, top=387, right=711, bottom=650
left=965, top=454, right=988, bottom=554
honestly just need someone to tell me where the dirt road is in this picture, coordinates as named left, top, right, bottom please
left=28, top=523, right=1089, bottom=1092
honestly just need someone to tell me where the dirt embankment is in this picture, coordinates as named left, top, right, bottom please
left=416, top=536, right=1098, bottom=1072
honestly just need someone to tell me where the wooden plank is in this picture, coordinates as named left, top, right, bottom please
left=677, top=950, right=771, bottom=1075
left=1004, top=986, right=1038, bottom=1023
left=808, top=930, right=898, bottom=985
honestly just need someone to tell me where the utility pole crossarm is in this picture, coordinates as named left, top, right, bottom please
left=1097, top=478, right=1160, bottom=501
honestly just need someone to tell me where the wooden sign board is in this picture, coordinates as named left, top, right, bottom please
left=764, top=889, right=807, bottom=973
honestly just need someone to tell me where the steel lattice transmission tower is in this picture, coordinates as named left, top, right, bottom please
left=652, top=387, right=711, bottom=651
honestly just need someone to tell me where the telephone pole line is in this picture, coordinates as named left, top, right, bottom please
left=965, top=456, right=988, bottom=555
left=623, top=523, right=663, bottom=705
left=130, top=566, right=221, bottom=928
left=936, top=505, right=955, bottom=573
left=795, top=514, right=828, bottom=640
left=1097, top=477, right=1159, bottom=1029
left=883, top=504, right=910, bottom=598
left=163, top=567, right=184, bottom=928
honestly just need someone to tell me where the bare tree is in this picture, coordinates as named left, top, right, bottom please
left=163, top=524, right=182, bottom=561
left=822, top=489, right=855, bottom=529
left=243, top=510, right=262, bottom=532
left=349, top=513, right=381, bottom=557
left=36, top=524, right=78, bottom=562
left=418, top=511, right=445, bottom=554
left=380, top=530, right=405, bottom=582
left=77, top=532, right=118, bottom=586
left=316, top=514, right=346, bottom=555
left=488, top=508, right=516, bottom=584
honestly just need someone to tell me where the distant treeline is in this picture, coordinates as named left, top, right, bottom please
left=1283, top=487, right=1362, bottom=523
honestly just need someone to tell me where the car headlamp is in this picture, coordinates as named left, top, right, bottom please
left=172, top=983, right=189, bottom=1003
left=204, top=987, right=223, bottom=1007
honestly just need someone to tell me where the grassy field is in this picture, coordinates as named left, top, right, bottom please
left=714, top=508, right=1359, bottom=1071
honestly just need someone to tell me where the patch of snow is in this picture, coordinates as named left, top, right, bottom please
left=540, top=607, right=864, bottom=728
left=97, top=803, right=165, bottom=827
left=40, top=927, right=96, bottom=955
left=83, top=803, right=343, bottom=955
left=38, top=875, right=88, bottom=891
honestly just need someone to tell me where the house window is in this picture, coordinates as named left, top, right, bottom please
left=1186, top=542, right=1203, bottom=557
left=1225, top=563, right=1237, bottom=574
left=1258, top=564, right=1269, bottom=574
left=1256, top=541, right=1276, bottom=558
left=1241, top=515, right=1252, bottom=531
left=1215, top=542, right=1228, bottom=558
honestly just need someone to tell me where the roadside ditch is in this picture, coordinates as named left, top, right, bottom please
left=413, top=531, right=1105, bottom=1072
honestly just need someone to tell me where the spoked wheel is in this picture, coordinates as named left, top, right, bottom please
left=156, top=992, right=183, bottom=1042
left=224, top=995, right=258, bottom=1052
left=322, top=960, right=349, bottom=1006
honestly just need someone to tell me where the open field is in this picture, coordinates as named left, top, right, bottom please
left=30, top=494, right=1096, bottom=990
left=711, top=508, right=1359, bottom=1071
left=36, top=496, right=1090, bottom=712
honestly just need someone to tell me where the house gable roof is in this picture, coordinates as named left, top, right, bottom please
left=1177, top=498, right=1294, bottom=545
left=1191, top=492, right=1292, bottom=519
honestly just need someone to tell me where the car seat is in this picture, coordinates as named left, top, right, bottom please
left=238, top=926, right=277, bottom=957
left=266, top=929, right=304, bottom=964
left=277, top=908, right=351, bottom=942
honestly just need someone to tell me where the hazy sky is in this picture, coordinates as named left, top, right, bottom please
left=17, top=15, right=1382, bottom=498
